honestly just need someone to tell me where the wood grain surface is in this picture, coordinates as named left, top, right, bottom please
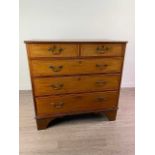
left=28, top=43, right=79, bottom=58
left=81, top=43, right=124, bottom=57
left=36, top=91, right=118, bottom=116
left=31, top=58, right=123, bottom=77
left=33, top=74, right=120, bottom=96
left=25, top=41, right=126, bottom=130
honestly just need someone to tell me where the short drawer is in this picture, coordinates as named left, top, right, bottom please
left=36, top=91, right=118, bottom=116
left=28, top=43, right=79, bottom=58
left=33, top=74, right=120, bottom=96
left=31, top=58, right=123, bottom=77
left=81, top=43, right=124, bottom=57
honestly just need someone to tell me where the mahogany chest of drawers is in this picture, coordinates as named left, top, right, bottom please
left=25, top=41, right=127, bottom=130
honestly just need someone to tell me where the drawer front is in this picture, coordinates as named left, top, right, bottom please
left=36, top=91, right=118, bottom=116
left=81, top=44, right=124, bottom=57
left=28, top=43, right=79, bottom=58
left=34, top=75, right=120, bottom=96
left=31, top=58, right=123, bottom=76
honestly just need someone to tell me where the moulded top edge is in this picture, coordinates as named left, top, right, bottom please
left=24, top=40, right=128, bottom=44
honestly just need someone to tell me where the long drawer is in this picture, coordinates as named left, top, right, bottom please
left=28, top=43, right=79, bottom=58
left=33, top=74, right=120, bottom=96
left=31, top=58, right=123, bottom=77
left=81, top=43, right=124, bottom=57
left=36, top=91, right=118, bottom=116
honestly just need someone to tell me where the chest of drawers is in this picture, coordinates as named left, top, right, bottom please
left=25, top=41, right=127, bottom=130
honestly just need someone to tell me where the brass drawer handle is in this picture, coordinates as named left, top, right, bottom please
left=95, top=80, right=106, bottom=86
left=51, top=102, right=64, bottom=108
left=48, top=46, right=64, bottom=55
left=96, top=46, right=110, bottom=54
left=49, top=65, right=63, bottom=72
left=96, top=64, right=108, bottom=69
left=50, top=83, right=64, bottom=90
left=95, top=97, right=106, bottom=102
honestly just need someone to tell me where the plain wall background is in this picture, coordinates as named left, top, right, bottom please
left=19, top=0, right=134, bottom=90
